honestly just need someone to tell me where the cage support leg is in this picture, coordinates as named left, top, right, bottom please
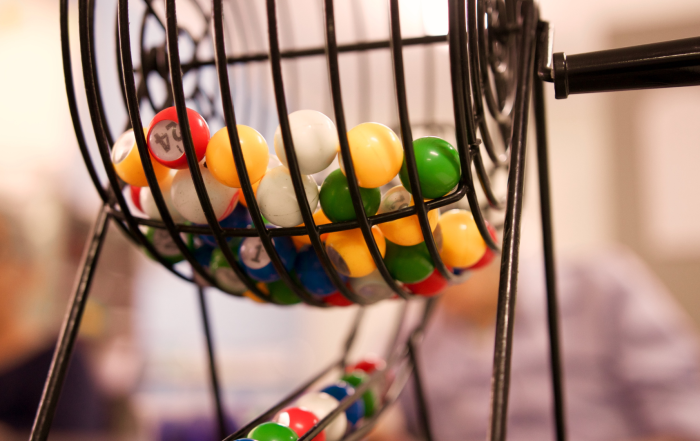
left=197, top=286, right=227, bottom=440
left=488, top=2, right=538, bottom=441
left=29, top=204, right=111, bottom=441
left=534, top=28, right=568, bottom=441
left=408, top=335, right=434, bottom=441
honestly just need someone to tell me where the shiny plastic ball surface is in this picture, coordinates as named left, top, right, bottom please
left=399, top=137, right=460, bottom=199
left=170, top=166, right=239, bottom=224
left=274, top=110, right=339, bottom=175
left=376, top=185, right=439, bottom=246
left=325, top=227, right=386, bottom=278
left=256, top=166, right=320, bottom=228
left=206, top=125, right=269, bottom=188
left=320, top=169, right=380, bottom=223
left=112, top=128, right=169, bottom=187
left=339, top=122, right=403, bottom=189
left=147, top=107, right=210, bottom=169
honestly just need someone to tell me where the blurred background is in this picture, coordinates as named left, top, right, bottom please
left=1, top=0, right=700, bottom=439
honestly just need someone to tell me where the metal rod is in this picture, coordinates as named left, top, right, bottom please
left=197, top=286, right=227, bottom=440
left=408, top=334, right=434, bottom=441
left=29, top=205, right=111, bottom=441
left=488, top=2, right=537, bottom=440
left=534, top=21, right=567, bottom=441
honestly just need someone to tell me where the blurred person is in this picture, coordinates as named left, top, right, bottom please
left=372, top=247, right=700, bottom=441
left=0, top=203, right=108, bottom=437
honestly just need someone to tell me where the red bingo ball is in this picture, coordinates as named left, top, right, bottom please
left=275, top=407, right=326, bottom=441
left=323, top=292, right=354, bottom=307
left=470, top=222, right=498, bottom=270
left=129, top=185, right=143, bottom=212
left=405, top=268, right=450, bottom=297
left=147, top=107, right=210, bottom=169
left=346, top=357, right=386, bottom=375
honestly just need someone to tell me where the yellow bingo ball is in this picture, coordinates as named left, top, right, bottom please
left=112, top=128, right=169, bottom=187
left=339, top=122, right=403, bottom=189
left=206, top=125, right=269, bottom=188
left=436, top=209, right=487, bottom=268
left=377, top=185, right=439, bottom=246
left=292, top=209, right=332, bottom=249
left=325, top=226, right=386, bottom=278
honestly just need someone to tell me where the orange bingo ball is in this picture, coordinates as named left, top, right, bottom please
left=206, top=125, right=269, bottom=188
left=112, top=128, right=170, bottom=187
left=376, top=185, right=439, bottom=246
left=339, top=122, right=403, bottom=189
left=436, top=209, right=487, bottom=269
left=292, top=209, right=332, bottom=249
left=325, top=226, right=386, bottom=278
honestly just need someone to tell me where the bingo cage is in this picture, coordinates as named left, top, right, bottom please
left=31, top=0, right=700, bottom=440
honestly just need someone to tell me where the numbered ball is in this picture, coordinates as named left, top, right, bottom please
left=437, top=209, right=486, bottom=269
left=170, top=165, right=239, bottom=224
left=191, top=239, right=215, bottom=269
left=384, top=240, right=434, bottom=284
left=470, top=222, right=497, bottom=269
left=274, top=407, right=325, bottom=441
left=206, top=125, right=269, bottom=188
left=346, top=357, right=386, bottom=375
left=267, top=280, right=302, bottom=305
left=341, top=371, right=377, bottom=418
left=376, top=185, right=439, bottom=246
left=139, top=172, right=187, bottom=223
left=399, top=137, right=461, bottom=199
left=210, top=244, right=247, bottom=294
left=339, top=122, right=403, bottom=188
left=143, top=227, right=192, bottom=264
left=239, top=236, right=297, bottom=282
left=405, top=267, right=449, bottom=296
left=322, top=292, right=354, bottom=307
left=256, top=166, right=320, bottom=228
left=450, top=266, right=472, bottom=284
left=295, top=393, right=347, bottom=441
left=321, top=382, right=365, bottom=427
left=348, top=270, right=394, bottom=303
left=325, top=227, right=386, bottom=278
left=127, top=185, right=143, bottom=212
left=147, top=107, right=210, bottom=169
left=112, top=128, right=170, bottom=187
left=292, top=209, right=332, bottom=249
left=275, top=110, right=339, bottom=175
left=320, top=169, right=380, bottom=223
left=248, top=422, right=299, bottom=441
left=199, top=204, right=252, bottom=247
left=295, top=247, right=345, bottom=296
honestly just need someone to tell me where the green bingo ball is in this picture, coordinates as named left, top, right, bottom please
left=267, top=280, right=302, bottom=305
left=320, top=169, right=381, bottom=223
left=143, top=227, right=193, bottom=264
left=342, top=370, right=377, bottom=418
left=248, top=422, right=299, bottom=441
left=383, top=240, right=434, bottom=284
left=399, top=137, right=461, bottom=199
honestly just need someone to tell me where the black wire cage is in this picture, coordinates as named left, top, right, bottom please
left=30, top=0, right=700, bottom=440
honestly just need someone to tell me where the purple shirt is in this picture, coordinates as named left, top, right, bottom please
left=402, top=248, right=700, bottom=441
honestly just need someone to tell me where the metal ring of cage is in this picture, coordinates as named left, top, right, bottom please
left=64, top=0, right=520, bottom=306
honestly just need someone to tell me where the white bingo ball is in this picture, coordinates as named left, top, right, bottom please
left=140, top=172, right=187, bottom=223
left=274, top=110, right=339, bottom=175
left=296, top=392, right=348, bottom=441
left=170, top=165, right=239, bottom=224
left=256, top=165, right=319, bottom=227
left=349, top=269, right=395, bottom=302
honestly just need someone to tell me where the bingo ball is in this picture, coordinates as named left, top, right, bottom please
left=320, top=169, right=380, bottom=223
left=437, top=210, right=486, bottom=269
left=450, top=266, right=472, bottom=284
left=399, top=137, right=461, bottom=199
left=248, top=422, right=299, bottom=441
left=147, top=107, right=210, bottom=169
left=198, top=203, right=252, bottom=247
left=321, top=382, right=365, bottom=426
left=346, top=357, right=386, bottom=375
left=295, top=247, right=345, bottom=296
left=256, top=166, right=319, bottom=228
left=143, top=227, right=191, bottom=264
left=405, top=268, right=449, bottom=296
left=274, top=110, right=339, bottom=175
left=267, top=280, right=302, bottom=305
left=339, top=122, right=403, bottom=188
left=341, top=371, right=377, bottom=418
left=239, top=236, right=297, bottom=282
left=274, top=407, right=325, bottom=441
left=127, top=185, right=143, bottom=212
left=470, top=222, right=498, bottom=269
left=322, top=292, right=354, bottom=307
left=112, top=128, right=170, bottom=187
left=292, top=209, right=332, bottom=249
left=170, top=165, right=239, bottom=224
left=209, top=244, right=247, bottom=294
left=206, top=125, right=269, bottom=188
left=295, top=392, right=347, bottom=441
left=348, top=270, right=394, bottom=303
left=325, top=227, right=386, bottom=278
left=383, top=240, right=434, bottom=284
left=376, top=185, right=439, bottom=246
left=139, top=172, right=187, bottom=223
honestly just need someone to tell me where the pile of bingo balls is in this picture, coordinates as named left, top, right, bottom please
left=234, top=357, right=385, bottom=441
left=112, top=106, right=497, bottom=304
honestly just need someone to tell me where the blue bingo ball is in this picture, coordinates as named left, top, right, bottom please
left=191, top=238, right=216, bottom=269
left=321, top=381, right=365, bottom=426
left=238, top=235, right=296, bottom=282
left=198, top=204, right=253, bottom=247
left=295, top=246, right=346, bottom=296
